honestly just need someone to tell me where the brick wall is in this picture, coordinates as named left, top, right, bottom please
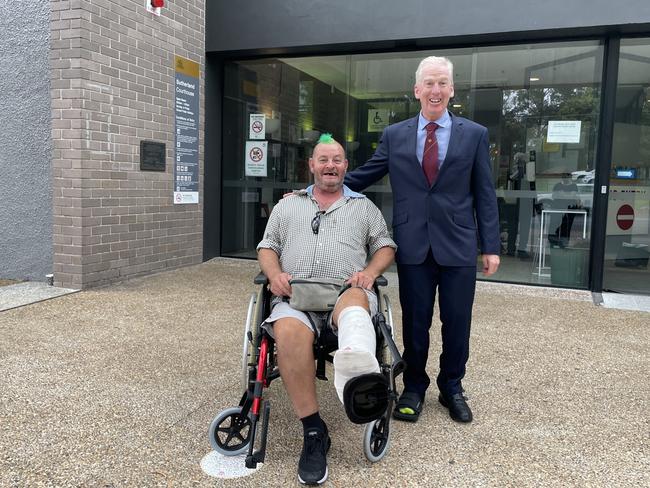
left=50, top=0, right=205, bottom=289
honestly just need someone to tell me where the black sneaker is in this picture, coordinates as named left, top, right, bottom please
left=298, top=424, right=331, bottom=485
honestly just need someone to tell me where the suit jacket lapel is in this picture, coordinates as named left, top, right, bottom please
left=404, top=116, right=429, bottom=189
left=438, top=113, right=464, bottom=179
left=405, top=115, right=419, bottom=165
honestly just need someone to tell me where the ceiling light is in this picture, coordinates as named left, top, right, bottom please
left=452, top=104, right=462, bottom=108
left=529, top=77, right=540, bottom=82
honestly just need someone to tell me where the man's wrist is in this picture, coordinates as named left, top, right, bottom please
left=267, top=271, right=285, bottom=282
left=363, top=268, right=380, bottom=281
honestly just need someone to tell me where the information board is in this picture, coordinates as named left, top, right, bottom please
left=174, top=56, right=200, bottom=204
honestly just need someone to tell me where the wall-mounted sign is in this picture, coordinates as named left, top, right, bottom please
left=140, top=140, right=166, bottom=171
left=547, top=120, right=581, bottom=144
left=249, top=114, right=265, bottom=140
left=245, top=141, right=268, bottom=177
left=367, top=109, right=390, bottom=132
left=616, top=168, right=637, bottom=179
left=174, top=56, right=200, bottom=204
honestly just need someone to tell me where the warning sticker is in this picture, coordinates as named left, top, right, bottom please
left=606, top=186, right=650, bottom=235
left=245, top=141, right=268, bottom=177
left=249, top=114, right=265, bottom=140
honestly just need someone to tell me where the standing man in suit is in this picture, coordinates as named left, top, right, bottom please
left=345, top=56, right=500, bottom=423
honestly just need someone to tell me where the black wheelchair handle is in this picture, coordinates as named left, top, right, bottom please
left=254, top=272, right=387, bottom=287
left=254, top=273, right=269, bottom=285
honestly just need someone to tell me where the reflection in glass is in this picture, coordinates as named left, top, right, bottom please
left=602, top=38, right=650, bottom=295
left=221, top=42, right=604, bottom=290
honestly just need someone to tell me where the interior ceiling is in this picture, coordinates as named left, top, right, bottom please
left=282, top=43, right=650, bottom=100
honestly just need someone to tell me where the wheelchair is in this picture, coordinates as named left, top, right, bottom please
left=208, top=273, right=405, bottom=469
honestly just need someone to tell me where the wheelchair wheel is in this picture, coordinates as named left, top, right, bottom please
left=209, top=406, right=254, bottom=456
left=241, top=289, right=263, bottom=390
left=363, top=415, right=391, bottom=462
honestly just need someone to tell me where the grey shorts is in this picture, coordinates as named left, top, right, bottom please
left=261, top=287, right=378, bottom=339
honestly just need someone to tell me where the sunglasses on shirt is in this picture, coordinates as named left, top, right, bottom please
left=311, top=211, right=325, bottom=234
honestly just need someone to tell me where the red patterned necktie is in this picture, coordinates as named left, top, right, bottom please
left=422, top=122, right=439, bottom=186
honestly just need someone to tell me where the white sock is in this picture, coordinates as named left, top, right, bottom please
left=333, top=306, right=380, bottom=403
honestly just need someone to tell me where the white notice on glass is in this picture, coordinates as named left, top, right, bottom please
left=547, top=120, right=581, bottom=144
left=245, top=141, right=268, bottom=177
left=249, top=114, right=266, bottom=140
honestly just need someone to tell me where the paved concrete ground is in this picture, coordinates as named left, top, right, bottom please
left=0, top=258, right=647, bottom=487
left=0, top=282, right=78, bottom=312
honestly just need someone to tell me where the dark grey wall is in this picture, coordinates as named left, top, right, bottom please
left=203, top=55, right=224, bottom=260
left=207, top=0, right=650, bottom=53
left=0, top=3, right=52, bottom=281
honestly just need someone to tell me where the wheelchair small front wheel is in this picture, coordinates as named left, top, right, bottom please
left=363, top=416, right=391, bottom=462
left=209, top=406, right=253, bottom=456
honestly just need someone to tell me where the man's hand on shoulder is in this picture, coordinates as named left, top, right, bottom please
left=281, top=189, right=306, bottom=199
left=268, top=272, right=293, bottom=297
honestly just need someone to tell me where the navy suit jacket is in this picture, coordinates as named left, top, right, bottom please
left=345, top=113, right=500, bottom=266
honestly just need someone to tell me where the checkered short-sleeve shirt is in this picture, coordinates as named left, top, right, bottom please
left=257, top=186, right=396, bottom=280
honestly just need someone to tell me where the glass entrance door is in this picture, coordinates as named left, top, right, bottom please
left=602, top=38, right=650, bottom=294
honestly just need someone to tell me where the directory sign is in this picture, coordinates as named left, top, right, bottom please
left=174, top=56, right=200, bottom=204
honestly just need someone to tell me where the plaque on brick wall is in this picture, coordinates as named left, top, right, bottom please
left=140, top=140, right=166, bottom=171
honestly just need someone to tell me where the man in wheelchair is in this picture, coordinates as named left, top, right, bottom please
left=257, top=134, right=396, bottom=485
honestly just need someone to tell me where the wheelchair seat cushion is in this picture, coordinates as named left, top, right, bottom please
left=342, top=373, right=390, bottom=424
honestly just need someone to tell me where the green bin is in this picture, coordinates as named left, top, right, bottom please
left=550, top=247, right=589, bottom=287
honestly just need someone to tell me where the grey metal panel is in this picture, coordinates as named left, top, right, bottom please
left=0, top=3, right=52, bottom=281
left=207, top=0, right=650, bottom=53
left=203, top=55, right=224, bottom=260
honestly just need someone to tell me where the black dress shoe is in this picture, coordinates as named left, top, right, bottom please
left=438, top=392, right=473, bottom=423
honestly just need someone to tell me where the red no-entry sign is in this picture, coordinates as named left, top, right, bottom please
left=616, top=204, right=634, bottom=230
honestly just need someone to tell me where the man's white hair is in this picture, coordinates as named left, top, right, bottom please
left=415, top=56, right=454, bottom=84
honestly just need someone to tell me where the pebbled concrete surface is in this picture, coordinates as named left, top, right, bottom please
left=0, top=257, right=647, bottom=487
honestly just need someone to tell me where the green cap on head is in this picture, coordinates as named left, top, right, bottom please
left=317, top=133, right=335, bottom=144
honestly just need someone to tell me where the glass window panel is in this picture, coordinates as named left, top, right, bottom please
left=469, top=41, right=603, bottom=288
left=221, top=58, right=349, bottom=257
left=602, top=38, right=650, bottom=294
left=221, top=41, right=604, bottom=291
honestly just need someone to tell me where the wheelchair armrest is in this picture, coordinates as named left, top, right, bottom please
left=375, top=275, right=387, bottom=287
left=254, top=272, right=268, bottom=285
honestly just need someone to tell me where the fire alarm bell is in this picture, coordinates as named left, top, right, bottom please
left=146, top=0, right=164, bottom=16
